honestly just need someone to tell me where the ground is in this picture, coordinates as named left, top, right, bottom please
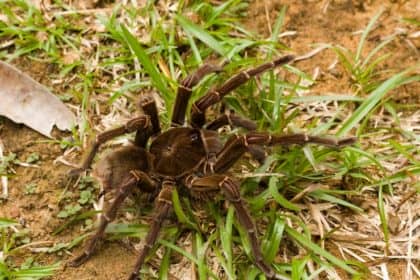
left=0, top=1, right=419, bottom=280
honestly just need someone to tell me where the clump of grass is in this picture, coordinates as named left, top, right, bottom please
left=326, top=9, right=403, bottom=95
left=0, top=152, right=18, bottom=177
left=0, top=1, right=83, bottom=63
left=0, top=218, right=60, bottom=279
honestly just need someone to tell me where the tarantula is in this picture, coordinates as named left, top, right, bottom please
left=68, top=55, right=356, bottom=279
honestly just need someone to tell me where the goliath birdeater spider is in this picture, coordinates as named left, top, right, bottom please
left=68, top=55, right=356, bottom=279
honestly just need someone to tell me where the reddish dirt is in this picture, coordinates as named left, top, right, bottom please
left=247, top=0, right=419, bottom=97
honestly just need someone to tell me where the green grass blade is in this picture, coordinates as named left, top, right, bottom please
left=172, top=189, right=200, bottom=232
left=213, top=245, right=234, bottom=280
left=336, top=68, right=420, bottom=137
left=175, top=14, right=227, bottom=56
left=401, top=17, right=420, bottom=26
left=310, top=191, right=363, bottom=213
left=262, top=216, right=285, bottom=262
left=221, top=206, right=234, bottom=274
left=269, top=177, right=301, bottom=211
left=331, top=46, right=354, bottom=75
left=11, top=262, right=61, bottom=279
left=361, top=36, right=394, bottom=69
left=120, top=24, right=172, bottom=103
left=271, top=6, right=287, bottom=42
left=388, top=140, right=419, bottom=164
left=268, top=5, right=287, bottom=58
left=207, top=0, right=241, bottom=26
left=52, top=210, right=100, bottom=235
left=105, top=223, right=149, bottom=238
left=378, top=185, right=389, bottom=249
left=367, top=166, right=420, bottom=188
left=0, top=218, right=19, bottom=228
left=158, top=246, right=171, bottom=280
left=303, top=146, right=317, bottom=171
left=185, top=32, right=203, bottom=64
left=159, top=239, right=199, bottom=264
left=159, top=230, right=181, bottom=280
left=291, top=257, right=308, bottom=280
left=285, top=226, right=359, bottom=275
left=194, top=233, right=208, bottom=280
left=361, top=53, right=391, bottom=80
left=356, top=9, right=383, bottom=61
left=0, top=261, right=11, bottom=278
left=345, top=146, right=386, bottom=172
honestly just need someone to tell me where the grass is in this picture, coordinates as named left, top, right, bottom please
left=0, top=218, right=60, bottom=279
left=326, top=9, right=396, bottom=95
left=0, top=1, right=419, bottom=280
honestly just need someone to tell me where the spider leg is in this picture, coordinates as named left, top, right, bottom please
left=171, top=63, right=222, bottom=127
left=134, top=95, right=161, bottom=147
left=185, top=175, right=276, bottom=279
left=68, top=170, right=156, bottom=267
left=206, top=113, right=266, bottom=163
left=69, top=116, right=151, bottom=176
left=190, top=55, right=295, bottom=128
left=128, top=180, right=174, bottom=280
left=205, top=113, right=257, bottom=131
left=214, top=132, right=357, bottom=173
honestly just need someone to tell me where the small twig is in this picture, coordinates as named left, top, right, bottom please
left=237, top=172, right=285, bottom=179
left=263, top=1, right=272, bottom=36
left=0, top=138, right=8, bottom=199
left=53, top=8, right=112, bottom=16
left=0, top=40, right=15, bottom=50
left=294, top=45, right=329, bottom=62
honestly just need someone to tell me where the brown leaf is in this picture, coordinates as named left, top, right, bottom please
left=0, top=61, right=76, bottom=138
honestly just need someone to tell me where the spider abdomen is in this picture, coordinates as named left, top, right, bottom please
left=93, top=145, right=150, bottom=193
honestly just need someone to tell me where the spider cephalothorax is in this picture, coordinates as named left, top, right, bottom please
left=68, top=55, right=356, bottom=279
left=149, top=127, right=221, bottom=177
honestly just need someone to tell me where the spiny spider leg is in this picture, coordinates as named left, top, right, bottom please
left=69, top=116, right=151, bottom=176
left=206, top=113, right=266, bottom=163
left=69, top=170, right=156, bottom=267
left=128, top=180, right=174, bottom=280
left=134, top=95, right=160, bottom=147
left=190, top=55, right=295, bottom=128
left=171, top=63, right=222, bottom=127
left=185, top=175, right=276, bottom=279
left=214, top=132, right=357, bottom=173
left=206, top=113, right=257, bottom=131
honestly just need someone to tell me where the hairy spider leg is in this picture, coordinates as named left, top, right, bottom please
left=206, top=113, right=266, bottom=163
left=190, top=55, right=295, bottom=128
left=68, top=170, right=156, bottom=267
left=205, top=113, right=257, bottom=131
left=171, top=64, right=222, bottom=127
left=214, top=132, right=357, bottom=173
left=69, top=116, right=151, bottom=176
left=128, top=180, right=174, bottom=280
left=134, top=95, right=161, bottom=147
left=185, top=175, right=276, bottom=279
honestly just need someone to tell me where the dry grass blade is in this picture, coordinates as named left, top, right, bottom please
left=0, top=138, right=7, bottom=199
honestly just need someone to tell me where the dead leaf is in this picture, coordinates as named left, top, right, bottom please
left=0, top=61, right=76, bottom=138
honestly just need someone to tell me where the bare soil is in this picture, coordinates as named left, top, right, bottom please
left=0, top=1, right=418, bottom=280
